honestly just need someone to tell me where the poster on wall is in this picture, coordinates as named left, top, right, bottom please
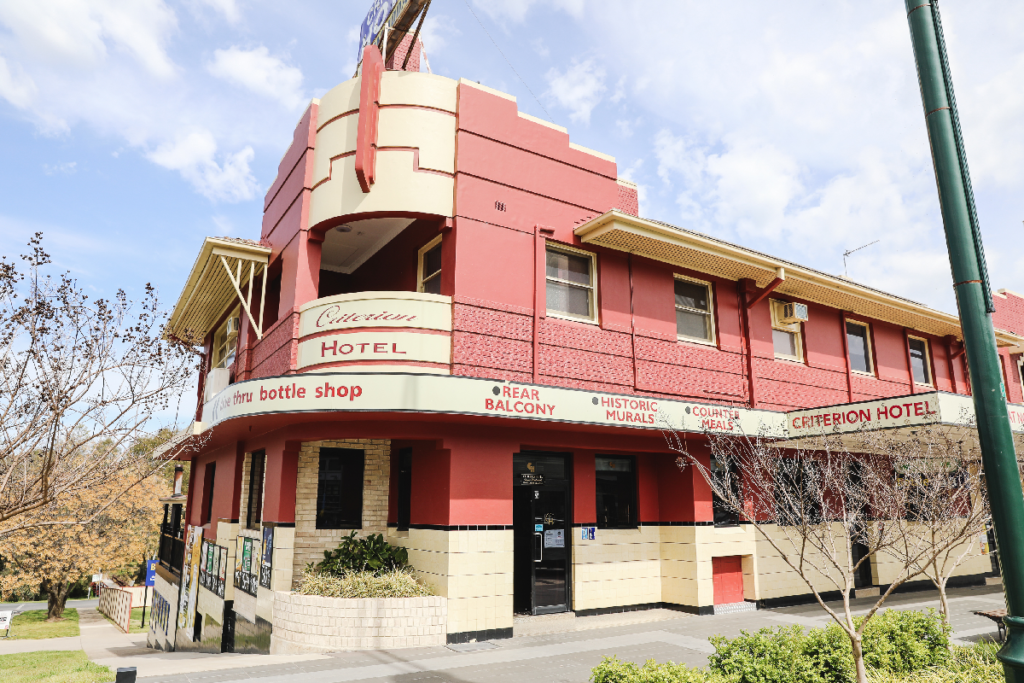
left=176, top=525, right=203, bottom=630
left=259, top=527, right=274, bottom=589
left=234, top=535, right=260, bottom=596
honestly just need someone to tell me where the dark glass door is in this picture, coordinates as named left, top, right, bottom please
left=513, top=453, right=571, bottom=615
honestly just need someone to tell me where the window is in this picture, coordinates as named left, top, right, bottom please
left=846, top=321, right=874, bottom=375
left=396, top=448, right=412, bottom=531
left=675, top=277, right=715, bottom=344
left=908, top=336, right=932, bottom=385
left=418, top=237, right=443, bottom=294
left=774, top=459, right=821, bottom=525
left=316, top=448, right=364, bottom=529
left=200, top=462, right=216, bottom=526
left=245, top=450, right=265, bottom=530
left=212, top=307, right=240, bottom=369
left=595, top=456, right=636, bottom=528
left=546, top=245, right=597, bottom=322
left=770, top=299, right=804, bottom=362
left=710, top=456, right=740, bottom=527
left=1019, top=358, right=1024, bottom=400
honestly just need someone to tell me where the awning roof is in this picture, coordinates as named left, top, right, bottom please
left=575, top=211, right=1024, bottom=351
left=166, top=237, right=272, bottom=345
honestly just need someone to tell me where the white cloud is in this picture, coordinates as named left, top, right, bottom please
left=545, top=58, right=606, bottom=124
left=43, top=161, right=77, bottom=175
left=530, top=38, right=550, bottom=58
left=615, top=118, right=635, bottom=137
left=0, top=0, right=178, bottom=78
left=207, top=46, right=305, bottom=110
left=421, top=15, right=460, bottom=54
left=190, top=0, right=242, bottom=25
left=610, top=75, right=626, bottom=104
left=473, top=0, right=585, bottom=24
left=147, top=130, right=259, bottom=203
left=212, top=214, right=235, bottom=235
left=0, top=55, right=37, bottom=108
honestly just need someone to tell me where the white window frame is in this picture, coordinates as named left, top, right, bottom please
left=545, top=242, right=598, bottom=324
left=770, top=299, right=804, bottom=363
left=907, top=335, right=934, bottom=387
left=845, top=319, right=875, bottom=376
left=674, top=275, right=716, bottom=346
left=417, top=235, right=443, bottom=294
left=212, top=306, right=240, bottom=369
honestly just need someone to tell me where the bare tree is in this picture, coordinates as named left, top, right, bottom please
left=0, top=233, right=201, bottom=536
left=661, top=417, right=992, bottom=683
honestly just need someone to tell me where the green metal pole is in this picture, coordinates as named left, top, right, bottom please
left=905, top=1, right=1024, bottom=678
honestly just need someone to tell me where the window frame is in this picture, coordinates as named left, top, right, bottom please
left=396, top=447, right=413, bottom=532
left=417, top=235, right=443, bottom=295
left=245, top=450, right=265, bottom=530
left=1018, top=357, right=1024, bottom=402
left=907, top=335, right=934, bottom=387
left=212, top=306, right=240, bottom=369
left=845, top=320, right=875, bottom=376
left=545, top=242, right=599, bottom=325
left=315, top=447, right=365, bottom=530
left=770, top=298, right=805, bottom=363
left=594, top=454, right=638, bottom=529
left=674, top=275, right=717, bottom=346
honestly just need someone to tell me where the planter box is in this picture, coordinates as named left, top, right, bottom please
left=270, top=592, right=448, bottom=654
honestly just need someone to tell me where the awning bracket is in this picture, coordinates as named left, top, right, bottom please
left=219, top=255, right=267, bottom=340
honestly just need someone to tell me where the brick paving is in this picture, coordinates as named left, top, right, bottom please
left=129, top=583, right=1005, bottom=683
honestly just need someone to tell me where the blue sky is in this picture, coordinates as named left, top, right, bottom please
left=1, top=0, right=1022, bottom=317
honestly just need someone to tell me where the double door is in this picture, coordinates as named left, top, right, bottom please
left=513, top=453, right=571, bottom=615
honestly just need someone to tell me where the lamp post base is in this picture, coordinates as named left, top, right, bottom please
left=999, top=616, right=1024, bottom=681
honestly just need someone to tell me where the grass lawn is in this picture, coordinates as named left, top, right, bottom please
left=0, top=651, right=113, bottom=683
left=99, top=606, right=149, bottom=634
left=8, top=609, right=80, bottom=640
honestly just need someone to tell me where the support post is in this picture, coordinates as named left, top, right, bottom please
left=905, top=2, right=1024, bottom=679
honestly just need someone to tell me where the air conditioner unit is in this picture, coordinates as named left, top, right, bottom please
left=225, top=316, right=241, bottom=338
left=205, top=367, right=231, bottom=402
left=780, top=302, right=809, bottom=325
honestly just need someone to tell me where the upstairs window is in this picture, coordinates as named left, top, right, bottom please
left=770, top=299, right=804, bottom=362
left=846, top=321, right=874, bottom=375
left=316, top=448, right=364, bottom=529
left=675, top=277, right=715, bottom=344
left=546, top=245, right=597, bottom=323
left=418, top=237, right=443, bottom=294
left=908, top=336, right=932, bottom=386
left=595, top=456, right=636, bottom=528
left=212, top=307, right=240, bottom=369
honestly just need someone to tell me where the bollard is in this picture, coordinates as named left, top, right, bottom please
left=115, top=667, right=137, bottom=683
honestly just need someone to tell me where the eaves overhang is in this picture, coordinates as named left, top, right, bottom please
left=575, top=211, right=1024, bottom=352
left=166, top=237, right=272, bottom=345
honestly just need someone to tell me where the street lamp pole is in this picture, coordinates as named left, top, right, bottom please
left=904, top=1, right=1024, bottom=679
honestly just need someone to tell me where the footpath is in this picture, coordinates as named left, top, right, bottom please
left=0, top=585, right=1007, bottom=683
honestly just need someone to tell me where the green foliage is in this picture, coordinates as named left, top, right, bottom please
left=0, top=650, right=113, bottom=683
left=590, top=610, right=962, bottom=683
left=315, top=531, right=409, bottom=576
left=709, top=624, right=850, bottom=683
left=297, top=568, right=433, bottom=599
left=859, top=608, right=951, bottom=675
left=590, top=656, right=714, bottom=683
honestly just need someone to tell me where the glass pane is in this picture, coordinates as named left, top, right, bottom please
left=423, top=243, right=442, bottom=279
left=422, top=273, right=442, bottom=294
left=546, top=281, right=591, bottom=318
left=675, top=280, right=709, bottom=312
left=316, top=448, right=364, bottom=529
left=909, top=338, right=929, bottom=384
left=546, top=249, right=591, bottom=285
left=676, top=309, right=709, bottom=340
left=595, top=456, right=631, bottom=472
left=595, top=460, right=635, bottom=528
left=773, top=328, right=797, bottom=358
left=846, top=323, right=871, bottom=373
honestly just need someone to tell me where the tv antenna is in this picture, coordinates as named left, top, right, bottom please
left=843, top=240, right=879, bottom=278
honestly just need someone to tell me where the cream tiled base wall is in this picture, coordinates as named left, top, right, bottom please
left=146, top=572, right=178, bottom=651
left=291, top=439, right=391, bottom=583
left=270, top=594, right=447, bottom=653
left=387, top=527, right=513, bottom=636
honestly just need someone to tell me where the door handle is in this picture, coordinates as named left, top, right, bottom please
left=534, top=532, right=543, bottom=562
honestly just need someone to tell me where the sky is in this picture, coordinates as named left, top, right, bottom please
left=1, top=0, right=1022, bottom=318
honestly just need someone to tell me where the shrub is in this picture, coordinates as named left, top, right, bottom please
left=297, top=568, right=433, bottom=599
left=859, top=609, right=950, bottom=675
left=590, top=656, right=712, bottom=683
left=315, top=531, right=409, bottom=576
left=866, top=641, right=1001, bottom=682
left=708, top=625, right=844, bottom=683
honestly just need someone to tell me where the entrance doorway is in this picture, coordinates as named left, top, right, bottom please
left=513, top=452, right=571, bottom=615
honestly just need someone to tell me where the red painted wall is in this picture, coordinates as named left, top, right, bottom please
left=188, top=443, right=244, bottom=539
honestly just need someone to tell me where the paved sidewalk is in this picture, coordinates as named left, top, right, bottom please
left=127, top=584, right=1005, bottom=683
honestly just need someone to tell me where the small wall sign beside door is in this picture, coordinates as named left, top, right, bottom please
left=581, top=527, right=596, bottom=540
left=521, top=473, right=544, bottom=485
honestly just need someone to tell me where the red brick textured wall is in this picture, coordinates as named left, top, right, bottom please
left=385, top=35, right=421, bottom=72
left=615, top=181, right=639, bottom=217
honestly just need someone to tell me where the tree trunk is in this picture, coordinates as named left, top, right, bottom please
left=852, top=634, right=869, bottom=683
left=45, top=580, right=71, bottom=621
left=937, top=579, right=952, bottom=630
